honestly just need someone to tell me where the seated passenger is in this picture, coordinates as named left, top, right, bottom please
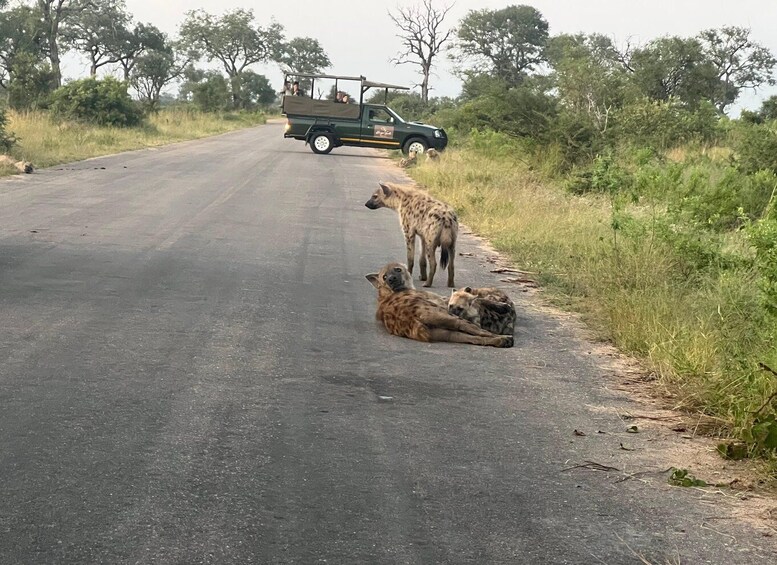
left=334, top=91, right=344, bottom=103
left=342, top=94, right=351, bottom=104
left=280, top=80, right=292, bottom=96
left=292, top=81, right=303, bottom=96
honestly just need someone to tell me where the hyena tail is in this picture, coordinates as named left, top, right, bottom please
left=439, top=227, right=456, bottom=270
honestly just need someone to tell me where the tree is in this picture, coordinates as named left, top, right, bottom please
left=179, top=9, right=283, bottom=109
left=240, top=70, right=276, bottom=107
left=117, top=22, right=166, bottom=80
left=60, top=0, right=130, bottom=76
left=6, top=53, right=56, bottom=109
left=388, top=0, right=453, bottom=104
left=130, top=41, right=189, bottom=111
left=628, top=36, right=718, bottom=108
left=698, top=26, right=776, bottom=113
left=37, top=0, right=94, bottom=87
left=0, top=4, right=46, bottom=91
left=454, top=4, right=549, bottom=86
left=547, top=34, right=630, bottom=133
left=277, top=36, right=330, bottom=76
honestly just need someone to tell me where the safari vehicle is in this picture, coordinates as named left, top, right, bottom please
left=282, top=74, right=448, bottom=155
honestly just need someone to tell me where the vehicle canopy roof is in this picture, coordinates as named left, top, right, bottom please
left=283, top=73, right=409, bottom=103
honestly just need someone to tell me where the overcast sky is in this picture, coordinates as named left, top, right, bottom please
left=66, top=0, right=777, bottom=114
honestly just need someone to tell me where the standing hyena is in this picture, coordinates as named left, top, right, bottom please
left=364, top=182, right=457, bottom=287
left=365, top=262, right=513, bottom=348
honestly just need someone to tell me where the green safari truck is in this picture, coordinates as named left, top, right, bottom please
left=282, top=74, right=448, bottom=155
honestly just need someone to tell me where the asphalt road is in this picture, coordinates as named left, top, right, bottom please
left=1, top=124, right=775, bottom=564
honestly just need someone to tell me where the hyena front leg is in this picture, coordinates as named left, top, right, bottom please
left=419, top=239, right=428, bottom=281
left=429, top=329, right=513, bottom=348
left=423, top=240, right=438, bottom=287
left=405, top=232, right=416, bottom=275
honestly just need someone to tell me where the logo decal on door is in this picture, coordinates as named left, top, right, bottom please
left=374, top=125, right=395, bottom=139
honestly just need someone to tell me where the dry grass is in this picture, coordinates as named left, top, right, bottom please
left=2, top=108, right=266, bottom=172
left=409, top=145, right=777, bottom=464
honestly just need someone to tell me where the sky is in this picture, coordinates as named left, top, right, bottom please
left=62, top=0, right=777, bottom=114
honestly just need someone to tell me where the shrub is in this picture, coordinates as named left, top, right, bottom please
left=191, top=73, right=231, bottom=112
left=50, top=77, right=143, bottom=127
left=566, top=151, right=633, bottom=195
left=0, top=108, right=16, bottom=152
left=748, top=213, right=777, bottom=317
left=614, top=97, right=720, bottom=150
left=732, top=123, right=777, bottom=175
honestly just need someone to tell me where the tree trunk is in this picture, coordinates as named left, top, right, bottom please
left=421, top=63, right=431, bottom=104
left=49, top=34, right=62, bottom=87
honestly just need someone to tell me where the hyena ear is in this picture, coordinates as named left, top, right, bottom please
left=378, top=182, right=392, bottom=197
left=464, top=286, right=473, bottom=293
left=365, top=274, right=381, bottom=289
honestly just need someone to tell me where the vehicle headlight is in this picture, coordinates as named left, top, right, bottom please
left=285, top=120, right=291, bottom=132
left=433, top=129, right=443, bottom=138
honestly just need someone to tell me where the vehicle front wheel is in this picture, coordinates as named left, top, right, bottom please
left=403, top=138, right=428, bottom=156
left=310, top=133, right=334, bottom=154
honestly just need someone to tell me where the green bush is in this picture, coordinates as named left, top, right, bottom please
left=748, top=214, right=777, bottom=316
left=50, top=77, right=143, bottom=127
left=192, top=73, right=231, bottom=112
left=614, top=97, right=720, bottom=150
left=732, top=123, right=777, bottom=175
left=0, top=108, right=16, bottom=152
left=566, top=151, right=633, bottom=195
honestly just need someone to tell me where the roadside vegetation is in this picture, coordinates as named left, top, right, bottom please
left=386, top=5, right=777, bottom=472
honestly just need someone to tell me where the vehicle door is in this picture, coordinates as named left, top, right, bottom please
left=360, top=107, right=402, bottom=149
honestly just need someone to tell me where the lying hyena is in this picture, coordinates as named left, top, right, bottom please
left=366, top=262, right=513, bottom=347
left=364, top=182, right=457, bottom=288
left=448, top=287, right=517, bottom=336
left=0, top=155, right=33, bottom=174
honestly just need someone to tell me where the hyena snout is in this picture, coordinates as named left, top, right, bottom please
left=449, top=305, right=465, bottom=317
left=364, top=197, right=380, bottom=209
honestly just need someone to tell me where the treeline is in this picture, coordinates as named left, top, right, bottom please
left=0, top=0, right=331, bottom=121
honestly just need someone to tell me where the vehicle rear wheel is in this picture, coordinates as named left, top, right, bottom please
left=403, top=138, right=428, bottom=156
left=310, top=133, right=334, bottom=154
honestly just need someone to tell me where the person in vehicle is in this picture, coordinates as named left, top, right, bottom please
left=292, top=81, right=303, bottom=96
left=334, top=91, right=344, bottom=103
left=342, top=93, right=351, bottom=104
left=281, top=80, right=292, bottom=96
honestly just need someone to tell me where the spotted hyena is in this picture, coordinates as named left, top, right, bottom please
left=364, top=181, right=457, bottom=288
left=365, top=262, right=513, bottom=348
left=448, top=287, right=517, bottom=336
left=0, top=155, right=33, bottom=174
left=425, top=148, right=440, bottom=162
left=399, top=150, right=417, bottom=168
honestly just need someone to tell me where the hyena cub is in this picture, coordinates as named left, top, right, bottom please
left=366, top=262, right=513, bottom=348
left=448, top=287, right=517, bottom=336
left=364, top=181, right=457, bottom=288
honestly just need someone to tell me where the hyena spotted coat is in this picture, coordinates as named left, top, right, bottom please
left=448, top=287, right=517, bottom=336
left=366, top=262, right=513, bottom=348
left=364, top=182, right=457, bottom=288
left=0, top=155, right=33, bottom=174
